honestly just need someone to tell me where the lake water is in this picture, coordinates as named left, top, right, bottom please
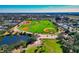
left=0, top=35, right=31, bottom=46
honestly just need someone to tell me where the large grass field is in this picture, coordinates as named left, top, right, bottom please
left=25, top=39, right=62, bottom=53
left=41, top=39, right=62, bottom=53
left=18, top=20, right=58, bottom=34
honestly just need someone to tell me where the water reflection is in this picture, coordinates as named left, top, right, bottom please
left=0, top=35, right=31, bottom=46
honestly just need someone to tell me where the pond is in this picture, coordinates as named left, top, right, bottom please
left=0, top=35, right=32, bottom=46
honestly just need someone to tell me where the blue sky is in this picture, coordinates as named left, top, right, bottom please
left=0, top=5, right=79, bottom=13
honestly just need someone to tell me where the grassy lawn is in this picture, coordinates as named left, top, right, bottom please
left=18, top=20, right=58, bottom=34
left=25, top=39, right=62, bottom=53
left=41, top=39, right=62, bottom=53
left=25, top=46, right=37, bottom=53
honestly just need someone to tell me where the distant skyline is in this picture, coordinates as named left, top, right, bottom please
left=0, top=5, right=79, bottom=13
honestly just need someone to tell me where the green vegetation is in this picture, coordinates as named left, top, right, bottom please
left=18, top=20, right=58, bottom=34
left=41, top=39, right=62, bottom=53
left=0, top=31, right=5, bottom=35
left=25, top=39, right=62, bottom=53
left=0, top=36, right=4, bottom=41
left=26, top=46, right=37, bottom=53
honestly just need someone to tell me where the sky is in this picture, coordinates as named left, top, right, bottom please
left=0, top=5, right=79, bottom=13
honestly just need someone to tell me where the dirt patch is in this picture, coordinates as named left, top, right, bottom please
left=44, top=28, right=49, bottom=32
left=22, top=27, right=29, bottom=31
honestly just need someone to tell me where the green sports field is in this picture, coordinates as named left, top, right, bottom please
left=18, top=20, right=58, bottom=34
